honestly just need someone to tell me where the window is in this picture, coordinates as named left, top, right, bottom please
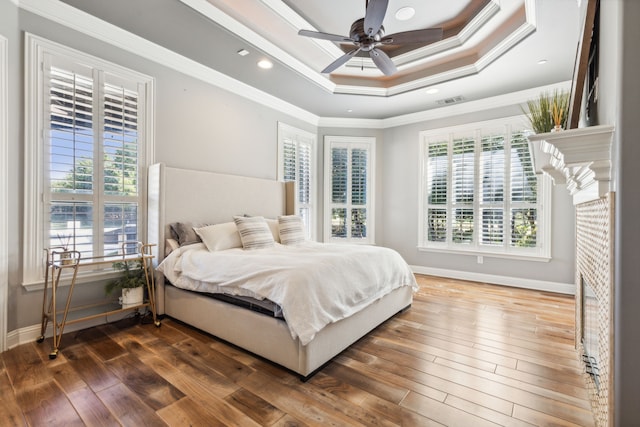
left=277, top=123, right=317, bottom=240
left=324, top=136, right=375, bottom=244
left=24, top=34, right=154, bottom=286
left=419, top=118, right=550, bottom=260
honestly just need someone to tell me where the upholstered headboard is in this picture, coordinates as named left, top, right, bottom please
left=147, top=163, right=294, bottom=313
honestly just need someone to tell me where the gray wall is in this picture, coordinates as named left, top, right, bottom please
left=378, top=108, right=576, bottom=285
left=3, top=5, right=315, bottom=332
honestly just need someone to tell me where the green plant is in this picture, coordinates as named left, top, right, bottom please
left=522, top=90, right=570, bottom=133
left=105, top=260, right=146, bottom=295
left=551, top=90, right=569, bottom=128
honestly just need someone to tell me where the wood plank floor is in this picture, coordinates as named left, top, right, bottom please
left=1, top=275, right=595, bottom=426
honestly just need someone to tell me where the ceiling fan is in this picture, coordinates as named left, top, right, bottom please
left=298, top=0, right=443, bottom=76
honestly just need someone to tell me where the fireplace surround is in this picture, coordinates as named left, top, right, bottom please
left=528, top=125, right=614, bottom=426
left=575, top=193, right=614, bottom=427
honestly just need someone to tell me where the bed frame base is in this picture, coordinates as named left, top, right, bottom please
left=164, top=284, right=413, bottom=378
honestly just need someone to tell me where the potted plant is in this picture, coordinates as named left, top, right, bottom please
left=105, top=260, right=146, bottom=307
left=523, top=90, right=570, bottom=133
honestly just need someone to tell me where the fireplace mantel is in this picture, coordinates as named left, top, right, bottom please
left=527, top=124, right=614, bottom=205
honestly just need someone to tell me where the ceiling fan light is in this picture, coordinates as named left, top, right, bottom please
left=395, top=6, right=415, bottom=21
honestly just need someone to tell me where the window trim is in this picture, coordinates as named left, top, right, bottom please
left=23, top=33, right=155, bottom=289
left=323, top=135, right=376, bottom=244
left=276, top=122, right=317, bottom=240
left=417, top=116, right=551, bottom=261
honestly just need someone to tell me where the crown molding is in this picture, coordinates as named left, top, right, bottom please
left=19, top=0, right=569, bottom=130
left=318, top=81, right=570, bottom=129
left=18, top=0, right=320, bottom=126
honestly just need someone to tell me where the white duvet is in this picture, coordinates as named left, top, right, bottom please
left=157, top=241, right=417, bottom=345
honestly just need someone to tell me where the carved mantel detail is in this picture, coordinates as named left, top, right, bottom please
left=527, top=125, right=614, bottom=205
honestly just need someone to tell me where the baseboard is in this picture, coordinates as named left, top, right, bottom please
left=7, top=269, right=573, bottom=350
left=6, top=311, right=133, bottom=350
left=411, top=265, right=575, bottom=295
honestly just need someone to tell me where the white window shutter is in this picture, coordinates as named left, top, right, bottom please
left=419, top=118, right=548, bottom=259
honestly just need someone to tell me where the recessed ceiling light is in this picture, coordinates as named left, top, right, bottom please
left=237, top=49, right=249, bottom=56
left=425, top=87, right=439, bottom=95
left=537, top=59, right=548, bottom=65
left=257, top=59, right=273, bottom=69
left=395, top=6, right=415, bottom=21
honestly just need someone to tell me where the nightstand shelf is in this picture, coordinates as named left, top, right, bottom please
left=37, top=242, right=160, bottom=359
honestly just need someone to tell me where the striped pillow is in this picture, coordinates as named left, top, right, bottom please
left=233, top=216, right=275, bottom=250
left=278, top=215, right=306, bottom=245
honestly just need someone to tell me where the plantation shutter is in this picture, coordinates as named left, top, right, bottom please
left=44, top=57, right=143, bottom=258
left=325, top=137, right=374, bottom=243
left=420, top=122, right=543, bottom=257
left=425, top=141, right=448, bottom=242
left=480, top=133, right=505, bottom=246
left=295, top=139, right=313, bottom=235
left=510, top=131, right=537, bottom=248
left=278, top=125, right=316, bottom=238
left=102, top=80, right=141, bottom=255
left=46, top=63, right=96, bottom=256
left=330, top=147, right=348, bottom=238
left=350, top=148, right=368, bottom=238
left=451, top=136, right=475, bottom=244
left=282, top=138, right=296, bottom=182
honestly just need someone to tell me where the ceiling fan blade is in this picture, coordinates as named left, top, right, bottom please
left=381, top=28, right=444, bottom=45
left=369, top=48, right=397, bottom=76
left=322, top=48, right=362, bottom=74
left=364, top=0, right=389, bottom=36
left=298, top=29, right=354, bottom=43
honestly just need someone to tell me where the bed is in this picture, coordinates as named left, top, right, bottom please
left=147, top=163, right=416, bottom=379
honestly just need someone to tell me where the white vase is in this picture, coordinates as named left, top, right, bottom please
left=120, top=286, right=144, bottom=307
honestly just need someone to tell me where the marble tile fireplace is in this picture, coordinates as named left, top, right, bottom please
left=575, top=194, right=613, bottom=426
left=528, top=125, right=614, bottom=426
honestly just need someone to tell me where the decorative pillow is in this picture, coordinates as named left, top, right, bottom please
left=194, top=222, right=242, bottom=252
left=233, top=216, right=275, bottom=250
left=169, top=222, right=201, bottom=246
left=278, top=215, right=306, bottom=245
left=265, top=218, right=280, bottom=243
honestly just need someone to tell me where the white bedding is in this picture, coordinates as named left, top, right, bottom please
left=157, top=241, right=417, bottom=345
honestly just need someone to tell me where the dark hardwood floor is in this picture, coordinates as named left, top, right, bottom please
left=1, top=275, right=595, bottom=426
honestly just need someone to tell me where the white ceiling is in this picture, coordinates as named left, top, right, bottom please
left=59, top=0, right=584, bottom=120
